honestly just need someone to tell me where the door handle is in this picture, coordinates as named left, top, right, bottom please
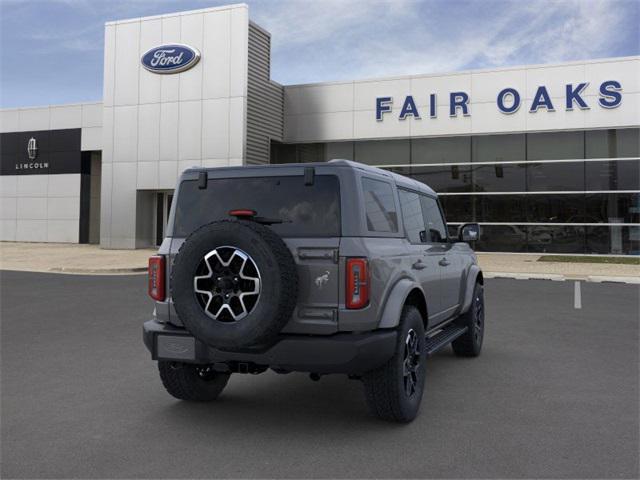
left=439, top=258, right=450, bottom=267
left=412, top=260, right=427, bottom=270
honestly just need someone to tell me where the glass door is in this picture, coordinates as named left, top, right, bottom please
left=155, top=191, right=174, bottom=246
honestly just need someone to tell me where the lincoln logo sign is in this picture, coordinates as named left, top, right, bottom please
left=141, top=44, right=200, bottom=74
left=376, top=80, right=622, bottom=120
left=16, top=137, right=48, bottom=171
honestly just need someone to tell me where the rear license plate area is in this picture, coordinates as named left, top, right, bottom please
left=156, top=335, right=196, bottom=360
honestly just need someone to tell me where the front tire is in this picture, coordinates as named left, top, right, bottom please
left=362, top=305, right=426, bottom=423
left=452, top=282, right=484, bottom=357
left=158, top=361, right=230, bottom=401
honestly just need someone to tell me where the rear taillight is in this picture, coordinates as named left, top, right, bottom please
left=148, top=255, right=166, bottom=301
left=346, top=258, right=369, bottom=309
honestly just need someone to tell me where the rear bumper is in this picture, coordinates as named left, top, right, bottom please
left=143, top=319, right=397, bottom=375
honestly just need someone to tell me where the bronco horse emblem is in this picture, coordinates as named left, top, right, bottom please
left=314, top=271, right=330, bottom=289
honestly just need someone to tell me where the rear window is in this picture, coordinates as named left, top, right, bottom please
left=172, top=175, right=341, bottom=238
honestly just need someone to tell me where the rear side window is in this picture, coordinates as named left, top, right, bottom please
left=173, top=175, right=340, bottom=238
left=362, top=177, right=398, bottom=233
left=398, top=189, right=425, bottom=243
left=420, top=196, right=448, bottom=242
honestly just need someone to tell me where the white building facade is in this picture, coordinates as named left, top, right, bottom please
left=1, top=4, right=638, bottom=254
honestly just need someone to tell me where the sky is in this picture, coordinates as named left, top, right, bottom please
left=0, top=0, right=638, bottom=108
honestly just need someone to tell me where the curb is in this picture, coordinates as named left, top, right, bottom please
left=484, top=271, right=640, bottom=284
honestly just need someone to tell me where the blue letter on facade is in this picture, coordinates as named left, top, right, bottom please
left=399, top=95, right=420, bottom=120
left=429, top=93, right=437, bottom=118
left=449, top=92, right=469, bottom=116
left=497, top=88, right=521, bottom=114
left=530, top=86, right=555, bottom=112
left=376, top=97, right=393, bottom=121
left=598, top=80, right=622, bottom=108
left=565, top=83, right=589, bottom=110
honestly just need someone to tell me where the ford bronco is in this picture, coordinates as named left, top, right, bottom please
left=143, top=160, right=484, bottom=422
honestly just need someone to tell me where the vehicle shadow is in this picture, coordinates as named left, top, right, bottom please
left=142, top=351, right=463, bottom=438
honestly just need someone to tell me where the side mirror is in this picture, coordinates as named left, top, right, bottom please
left=458, top=223, right=480, bottom=242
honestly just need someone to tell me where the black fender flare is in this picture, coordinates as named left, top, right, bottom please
left=378, top=278, right=427, bottom=329
left=460, top=265, right=483, bottom=314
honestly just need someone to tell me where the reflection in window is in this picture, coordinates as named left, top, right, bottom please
left=473, top=134, right=525, bottom=162
left=355, top=139, right=410, bottom=166
left=477, top=195, right=527, bottom=222
left=585, top=128, right=640, bottom=159
left=585, top=193, right=640, bottom=224
left=440, top=195, right=474, bottom=223
left=585, top=160, right=640, bottom=191
left=527, top=162, right=585, bottom=191
left=472, top=164, right=526, bottom=192
left=362, top=177, right=398, bottom=233
left=475, top=225, right=528, bottom=252
left=412, top=165, right=472, bottom=193
left=173, top=176, right=341, bottom=238
left=412, top=137, right=471, bottom=164
left=586, top=226, right=640, bottom=255
left=399, top=189, right=425, bottom=243
left=420, top=196, right=447, bottom=242
left=325, top=142, right=354, bottom=161
left=526, top=194, right=585, bottom=223
left=527, top=131, right=584, bottom=160
left=526, top=226, right=585, bottom=254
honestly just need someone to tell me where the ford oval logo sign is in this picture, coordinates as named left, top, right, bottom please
left=141, top=44, right=200, bottom=74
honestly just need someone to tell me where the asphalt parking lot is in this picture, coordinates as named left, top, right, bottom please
left=1, top=271, right=638, bottom=479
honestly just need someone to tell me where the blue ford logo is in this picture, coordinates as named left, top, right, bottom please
left=141, top=44, right=200, bottom=74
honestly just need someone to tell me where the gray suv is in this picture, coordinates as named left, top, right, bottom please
left=143, top=160, right=484, bottom=422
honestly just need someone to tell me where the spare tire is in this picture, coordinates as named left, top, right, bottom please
left=171, top=220, right=298, bottom=349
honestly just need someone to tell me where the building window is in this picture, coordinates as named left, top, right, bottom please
left=585, top=128, right=640, bottom=159
left=411, top=165, right=473, bottom=193
left=472, top=163, right=526, bottom=192
left=472, top=133, right=525, bottom=162
left=354, top=139, right=409, bottom=166
left=526, top=162, right=585, bottom=191
left=325, top=142, right=354, bottom=161
left=585, top=192, right=640, bottom=224
left=412, top=136, right=470, bottom=164
left=585, top=160, right=640, bottom=191
left=527, top=131, right=584, bottom=160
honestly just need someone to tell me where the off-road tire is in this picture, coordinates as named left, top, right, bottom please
left=452, top=282, right=484, bottom=357
left=158, top=361, right=230, bottom=401
left=171, top=220, right=298, bottom=349
left=362, top=305, right=426, bottom=423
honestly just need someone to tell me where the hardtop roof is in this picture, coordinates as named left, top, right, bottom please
left=184, top=159, right=437, bottom=196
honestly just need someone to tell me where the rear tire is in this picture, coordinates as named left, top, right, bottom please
left=362, top=305, right=426, bottom=423
left=452, top=282, right=484, bottom=357
left=158, top=361, right=230, bottom=401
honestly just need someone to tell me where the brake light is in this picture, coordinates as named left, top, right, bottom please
left=346, top=258, right=369, bottom=309
left=148, top=255, right=166, bottom=301
left=229, top=209, right=256, bottom=218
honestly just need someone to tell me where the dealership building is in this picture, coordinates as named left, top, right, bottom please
left=1, top=3, right=638, bottom=254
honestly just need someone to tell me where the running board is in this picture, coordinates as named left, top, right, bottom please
left=424, top=325, right=468, bottom=356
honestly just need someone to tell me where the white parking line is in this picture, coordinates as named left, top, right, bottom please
left=574, top=281, right=582, bottom=309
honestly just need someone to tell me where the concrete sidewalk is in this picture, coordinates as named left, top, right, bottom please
left=0, top=242, right=638, bottom=282
left=0, top=242, right=155, bottom=274
left=477, top=253, right=640, bottom=283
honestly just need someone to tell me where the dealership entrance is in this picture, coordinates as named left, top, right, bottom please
left=154, top=191, right=173, bottom=246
